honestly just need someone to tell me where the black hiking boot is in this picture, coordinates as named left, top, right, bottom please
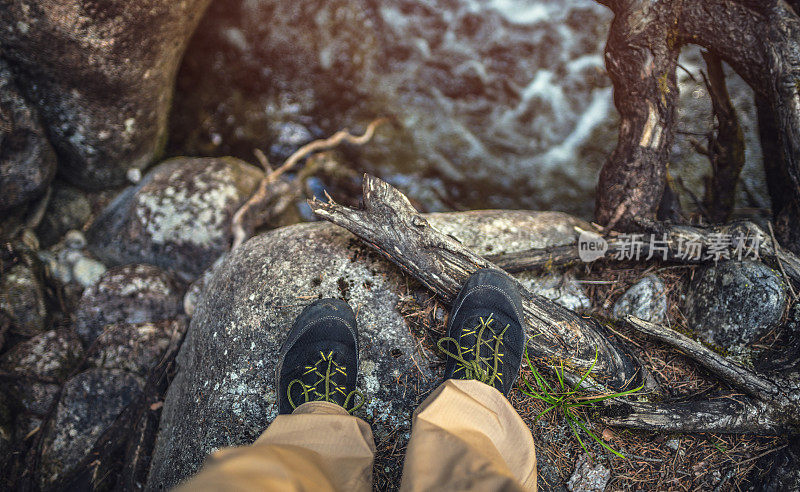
left=438, top=268, right=526, bottom=396
left=276, top=298, right=364, bottom=414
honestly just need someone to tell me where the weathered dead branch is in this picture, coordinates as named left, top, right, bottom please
left=231, top=118, right=386, bottom=249
left=310, top=175, right=657, bottom=394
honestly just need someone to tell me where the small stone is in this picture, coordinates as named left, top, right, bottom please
left=686, top=261, right=788, bottom=348
left=74, top=264, right=183, bottom=344
left=71, top=257, right=107, bottom=288
left=521, top=272, right=591, bottom=312
left=38, top=369, right=143, bottom=487
left=613, top=274, right=668, bottom=323
left=0, top=263, right=48, bottom=337
left=35, top=182, right=91, bottom=247
left=183, top=254, right=226, bottom=317
left=567, top=453, right=611, bottom=492
left=126, top=167, right=142, bottom=183
left=63, top=230, right=87, bottom=250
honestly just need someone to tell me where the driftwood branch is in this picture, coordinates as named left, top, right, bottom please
left=231, top=118, right=386, bottom=249
left=310, top=175, right=657, bottom=394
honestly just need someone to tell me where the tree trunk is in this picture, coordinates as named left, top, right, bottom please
left=595, top=0, right=800, bottom=253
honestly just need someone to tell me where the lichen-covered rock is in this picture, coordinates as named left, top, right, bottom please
left=35, top=182, right=92, bottom=247
left=686, top=261, right=788, bottom=348
left=0, top=329, right=83, bottom=414
left=146, top=210, right=586, bottom=489
left=0, top=58, right=56, bottom=212
left=88, top=319, right=187, bottom=376
left=39, top=368, right=143, bottom=487
left=87, top=157, right=262, bottom=280
left=613, top=274, right=668, bottom=323
left=0, top=0, right=212, bottom=188
left=74, top=264, right=183, bottom=344
left=0, top=263, right=48, bottom=337
left=520, top=272, right=591, bottom=312
left=567, top=453, right=611, bottom=492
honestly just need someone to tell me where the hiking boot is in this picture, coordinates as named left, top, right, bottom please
left=276, top=298, right=364, bottom=414
left=438, top=268, right=526, bottom=396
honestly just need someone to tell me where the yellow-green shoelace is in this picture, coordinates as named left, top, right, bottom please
left=437, top=314, right=508, bottom=387
left=287, top=351, right=365, bottom=413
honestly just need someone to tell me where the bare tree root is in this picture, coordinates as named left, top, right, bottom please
left=594, top=0, right=800, bottom=255
left=700, top=50, right=746, bottom=223
left=231, top=118, right=387, bottom=249
left=601, top=316, right=800, bottom=434
left=310, top=174, right=658, bottom=394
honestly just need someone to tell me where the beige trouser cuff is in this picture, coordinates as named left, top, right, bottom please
left=176, top=379, right=536, bottom=491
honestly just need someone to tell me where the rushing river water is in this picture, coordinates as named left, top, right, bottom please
left=168, top=0, right=767, bottom=219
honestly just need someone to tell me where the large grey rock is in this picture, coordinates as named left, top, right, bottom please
left=0, top=58, right=56, bottom=212
left=39, top=368, right=143, bottom=487
left=87, top=157, right=262, bottom=280
left=0, top=263, right=48, bottom=337
left=0, top=0, right=211, bottom=188
left=88, top=318, right=187, bottom=376
left=686, top=261, right=788, bottom=348
left=35, top=182, right=92, bottom=247
left=0, top=329, right=83, bottom=415
left=74, top=264, right=183, bottom=344
left=147, top=210, right=587, bottom=489
left=613, top=274, right=668, bottom=324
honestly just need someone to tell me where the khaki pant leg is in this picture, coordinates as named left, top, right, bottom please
left=175, top=401, right=376, bottom=492
left=399, top=379, right=537, bottom=492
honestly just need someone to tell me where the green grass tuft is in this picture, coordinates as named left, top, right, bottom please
left=519, top=347, right=644, bottom=458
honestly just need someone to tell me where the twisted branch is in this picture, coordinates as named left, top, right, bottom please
left=231, top=118, right=387, bottom=249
